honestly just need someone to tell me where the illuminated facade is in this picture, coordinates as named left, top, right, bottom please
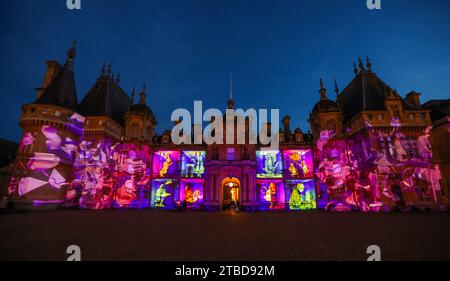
left=7, top=46, right=447, bottom=211
left=310, top=58, right=447, bottom=211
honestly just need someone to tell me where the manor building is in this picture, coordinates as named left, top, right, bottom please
left=6, top=45, right=448, bottom=211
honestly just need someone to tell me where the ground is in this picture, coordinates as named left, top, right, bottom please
left=1, top=210, right=450, bottom=261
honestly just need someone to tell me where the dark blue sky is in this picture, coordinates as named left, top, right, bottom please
left=1, top=0, right=449, bottom=141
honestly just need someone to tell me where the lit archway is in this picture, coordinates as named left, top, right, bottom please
left=221, top=177, right=240, bottom=210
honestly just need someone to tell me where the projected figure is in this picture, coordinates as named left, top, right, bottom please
left=116, top=176, right=137, bottom=207
left=417, top=126, right=433, bottom=160
left=184, top=152, right=204, bottom=178
left=289, top=182, right=316, bottom=210
left=262, top=185, right=272, bottom=202
left=288, top=152, right=301, bottom=177
left=263, top=153, right=278, bottom=176
left=301, top=159, right=309, bottom=177
left=285, top=150, right=311, bottom=178
left=155, top=180, right=172, bottom=207
left=289, top=163, right=299, bottom=177
left=184, top=185, right=203, bottom=203
left=159, top=153, right=173, bottom=177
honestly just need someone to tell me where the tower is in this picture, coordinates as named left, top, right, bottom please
left=8, top=42, right=83, bottom=209
left=124, top=84, right=157, bottom=142
left=309, top=78, right=343, bottom=141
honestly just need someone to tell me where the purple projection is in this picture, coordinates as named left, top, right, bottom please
left=256, top=180, right=285, bottom=209
left=180, top=179, right=204, bottom=207
left=151, top=179, right=179, bottom=209
left=153, top=150, right=180, bottom=178
left=74, top=139, right=116, bottom=209
left=256, top=150, right=283, bottom=178
left=113, top=143, right=151, bottom=209
left=8, top=124, right=75, bottom=205
left=283, top=150, right=313, bottom=179
left=181, top=151, right=205, bottom=178
left=315, top=118, right=442, bottom=212
left=285, top=180, right=317, bottom=211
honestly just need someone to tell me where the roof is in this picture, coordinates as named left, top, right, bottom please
left=312, top=99, right=340, bottom=113
left=312, top=79, right=341, bottom=114
left=34, top=45, right=79, bottom=112
left=337, top=70, right=413, bottom=122
left=128, top=103, right=156, bottom=121
left=422, top=99, right=450, bottom=122
left=79, top=75, right=132, bottom=125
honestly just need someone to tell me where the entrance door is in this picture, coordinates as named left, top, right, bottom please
left=222, top=177, right=240, bottom=210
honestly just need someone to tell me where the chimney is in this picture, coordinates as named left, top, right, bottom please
left=282, top=115, right=291, bottom=133
left=262, top=122, right=272, bottom=137
left=405, top=91, right=422, bottom=108
left=36, top=61, right=61, bottom=99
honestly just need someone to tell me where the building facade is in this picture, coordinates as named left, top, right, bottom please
left=310, top=58, right=448, bottom=211
left=6, top=46, right=447, bottom=211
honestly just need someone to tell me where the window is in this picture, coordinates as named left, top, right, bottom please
left=129, top=123, right=140, bottom=138
left=227, top=148, right=235, bottom=161
left=421, top=113, right=426, bottom=120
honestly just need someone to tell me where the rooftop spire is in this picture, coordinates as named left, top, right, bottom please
left=334, top=79, right=339, bottom=98
left=366, top=56, right=372, bottom=72
left=319, top=78, right=327, bottom=100
left=358, top=56, right=365, bottom=71
left=353, top=60, right=358, bottom=74
left=131, top=84, right=136, bottom=103
left=140, top=84, right=147, bottom=104
left=107, top=63, right=112, bottom=77
left=227, top=72, right=234, bottom=109
left=65, top=41, right=76, bottom=70
left=101, top=63, right=106, bottom=77
left=229, top=72, right=233, bottom=100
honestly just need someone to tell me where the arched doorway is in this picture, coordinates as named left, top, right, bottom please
left=221, top=177, right=240, bottom=210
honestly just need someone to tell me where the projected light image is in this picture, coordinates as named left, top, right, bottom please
left=151, top=179, right=179, bottom=208
left=153, top=151, right=180, bottom=178
left=114, top=144, right=151, bottom=209
left=283, top=150, right=313, bottom=179
left=181, top=151, right=205, bottom=178
left=8, top=125, right=73, bottom=204
left=257, top=180, right=285, bottom=209
left=180, top=180, right=204, bottom=205
left=74, top=139, right=116, bottom=209
left=256, top=150, right=282, bottom=178
left=285, top=180, right=317, bottom=211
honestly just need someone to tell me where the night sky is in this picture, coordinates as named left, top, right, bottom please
left=0, top=0, right=449, bottom=142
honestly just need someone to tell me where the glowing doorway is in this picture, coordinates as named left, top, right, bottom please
left=222, top=177, right=240, bottom=210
